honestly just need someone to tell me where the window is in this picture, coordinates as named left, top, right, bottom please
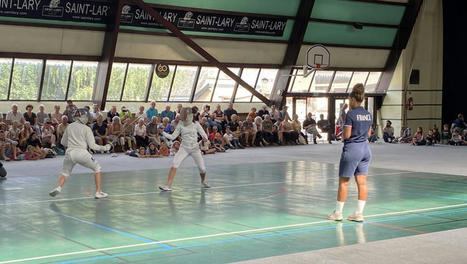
left=212, top=68, right=239, bottom=102
left=41, top=60, right=71, bottom=100
left=107, top=63, right=127, bottom=101
left=252, top=68, right=278, bottom=102
left=291, top=70, right=314, bottom=93
left=235, top=68, right=259, bottom=102
left=365, top=72, right=382, bottom=92
left=193, top=67, right=219, bottom=102
left=348, top=72, right=369, bottom=92
left=309, top=70, right=333, bottom=93
left=0, top=58, right=12, bottom=100
left=169, top=66, right=197, bottom=101
left=10, top=59, right=43, bottom=100
left=122, top=64, right=151, bottom=101
left=148, top=65, right=175, bottom=102
left=68, top=61, right=97, bottom=101
left=330, top=71, right=352, bottom=93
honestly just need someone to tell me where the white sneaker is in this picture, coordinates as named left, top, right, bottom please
left=95, top=191, right=108, bottom=199
left=201, top=182, right=211, bottom=188
left=159, top=185, right=172, bottom=192
left=327, top=210, right=343, bottom=221
left=347, top=212, right=364, bottom=222
left=49, top=187, right=61, bottom=197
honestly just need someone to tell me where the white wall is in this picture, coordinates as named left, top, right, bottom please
left=0, top=25, right=104, bottom=56
left=380, top=0, right=443, bottom=136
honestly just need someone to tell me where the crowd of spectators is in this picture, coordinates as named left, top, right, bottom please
left=0, top=101, right=341, bottom=162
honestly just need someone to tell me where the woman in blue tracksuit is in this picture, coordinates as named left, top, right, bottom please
left=328, top=83, right=372, bottom=222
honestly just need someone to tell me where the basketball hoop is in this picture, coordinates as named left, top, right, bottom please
left=281, top=44, right=330, bottom=78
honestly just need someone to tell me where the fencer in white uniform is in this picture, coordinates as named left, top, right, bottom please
left=49, top=109, right=112, bottom=199
left=159, top=107, right=210, bottom=191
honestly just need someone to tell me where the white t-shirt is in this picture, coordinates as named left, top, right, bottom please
left=134, top=124, right=147, bottom=137
left=6, top=111, right=23, bottom=123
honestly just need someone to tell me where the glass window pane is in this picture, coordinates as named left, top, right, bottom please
left=107, top=63, right=127, bottom=101
left=169, top=66, right=197, bottom=101
left=68, top=61, right=97, bottom=101
left=0, top=58, right=12, bottom=100
left=287, top=70, right=296, bottom=92
left=365, top=72, right=382, bottom=92
left=193, top=67, right=218, bottom=102
left=330, top=71, right=352, bottom=93
left=122, top=64, right=151, bottom=101
left=348, top=72, right=369, bottom=92
left=235, top=68, right=259, bottom=102
left=41, top=60, right=71, bottom=100
left=310, top=70, right=333, bottom=93
left=10, top=59, right=43, bottom=100
left=291, top=70, right=314, bottom=93
left=148, top=65, right=175, bottom=102
left=252, top=68, right=278, bottom=102
left=212, top=67, right=239, bottom=102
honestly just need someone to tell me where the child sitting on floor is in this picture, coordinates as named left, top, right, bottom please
left=199, top=139, right=216, bottom=154
left=146, top=142, right=160, bottom=157
left=158, top=141, right=170, bottom=157
left=126, top=147, right=147, bottom=158
left=170, top=141, right=180, bottom=156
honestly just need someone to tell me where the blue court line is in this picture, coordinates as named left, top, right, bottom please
left=56, top=207, right=467, bottom=264
left=50, top=209, right=173, bottom=249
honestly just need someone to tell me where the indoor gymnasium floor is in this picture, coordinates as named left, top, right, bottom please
left=1, top=144, right=466, bottom=264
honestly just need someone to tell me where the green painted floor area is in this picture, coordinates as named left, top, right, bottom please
left=0, top=161, right=466, bottom=264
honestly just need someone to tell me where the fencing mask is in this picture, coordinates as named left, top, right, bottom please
left=73, top=108, right=90, bottom=124
left=180, top=107, right=193, bottom=127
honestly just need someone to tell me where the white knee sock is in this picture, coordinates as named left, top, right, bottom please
left=356, top=200, right=366, bottom=214
left=335, top=201, right=345, bottom=214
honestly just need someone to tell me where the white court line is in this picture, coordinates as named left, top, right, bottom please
left=1, top=202, right=466, bottom=264
left=0, top=172, right=416, bottom=206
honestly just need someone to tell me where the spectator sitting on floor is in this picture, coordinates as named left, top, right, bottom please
left=426, top=129, right=435, bottom=146
left=6, top=104, right=25, bottom=127
left=120, top=106, right=132, bottom=122
left=223, top=126, right=238, bottom=149
left=291, top=114, right=307, bottom=145
left=127, top=147, right=147, bottom=158
left=223, top=103, right=238, bottom=122
left=262, top=115, right=277, bottom=145
left=134, top=118, right=149, bottom=148
left=146, top=101, right=159, bottom=121
left=303, top=113, right=321, bottom=144
left=441, top=124, right=451, bottom=144
left=451, top=113, right=466, bottom=133
left=109, top=116, right=125, bottom=151
left=317, top=114, right=334, bottom=144
left=199, top=139, right=216, bottom=155
left=107, top=106, right=119, bottom=124
left=37, top=104, right=49, bottom=127
left=170, top=141, right=180, bottom=156
left=212, top=133, right=226, bottom=152
left=146, top=142, right=160, bottom=157
left=412, top=127, right=426, bottom=146
left=257, top=105, right=269, bottom=119
left=449, top=129, right=465, bottom=146
left=396, top=127, right=411, bottom=143
left=383, top=120, right=395, bottom=143
left=368, top=124, right=378, bottom=143
left=160, top=105, right=175, bottom=122
left=242, top=116, right=255, bottom=147
left=56, top=116, right=68, bottom=148
left=24, top=104, right=39, bottom=135
left=50, top=105, right=62, bottom=126
left=93, top=114, right=109, bottom=148
left=0, top=130, right=18, bottom=161
left=41, top=119, right=56, bottom=148
left=123, top=118, right=137, bottom=151
left=26, top=132, right=46, bottom=159
left=19, top=122, right=33, bottom=151
left=7, top=121, right=21, bottom=143
left=254, top=116, right=268, bottom=147
left=432, top=125, right=441, bottom=143
left=158, top=141, right=170, bottom=156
